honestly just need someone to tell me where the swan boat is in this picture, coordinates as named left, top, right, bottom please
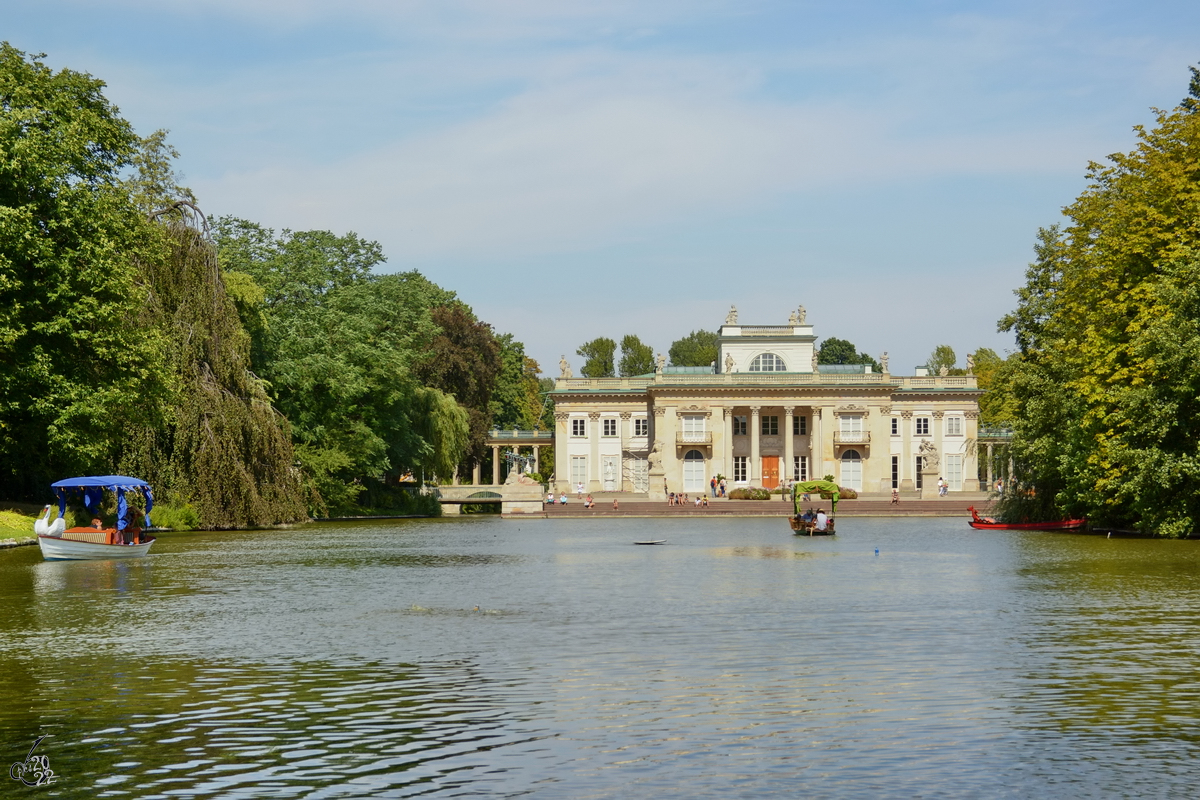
left=36, top=476, right=156, bottom=561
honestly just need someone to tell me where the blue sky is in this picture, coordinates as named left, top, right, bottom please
left=8, top=1, right=1200, bottom=374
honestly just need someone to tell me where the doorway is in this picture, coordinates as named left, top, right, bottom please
left=840, top=449, right=862, bottom=491
left=761, top=456, right=780, bottom=489
left=683, top=450, right=706, bottom=492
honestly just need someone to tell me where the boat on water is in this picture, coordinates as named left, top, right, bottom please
left=36, top=476, right=156, bottom=561
left=790, top=479, right=839, bottom=535
left=967, top=506, right=1087, bottom=531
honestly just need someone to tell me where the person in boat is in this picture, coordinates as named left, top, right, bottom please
left=815, top=508, right=828, bottom=532
left=90, top=516, right=103, bottom=530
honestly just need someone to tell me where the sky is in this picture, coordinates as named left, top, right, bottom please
left=7, top=1, right=1200, bottom=374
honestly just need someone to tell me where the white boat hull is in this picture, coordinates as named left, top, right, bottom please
left=37, top=535, right=154, bottom=561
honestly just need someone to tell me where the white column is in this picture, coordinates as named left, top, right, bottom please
left=750, top=406, right=761, bottom=484
left=933, top=410, right=945, bottom=483
left=900, top=411, right=913, bottom=491
left=724, top=408, right=734, bottom=482
left=784, top=406, right=795, bottom=484
left=554, top=412, right=569, bottom=493
left=491, top=445, right=500, bottom=485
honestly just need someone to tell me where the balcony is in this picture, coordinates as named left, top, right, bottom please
left=833, top=431, right=871, bottom=445
left=676, top=432, right=713, bottom=446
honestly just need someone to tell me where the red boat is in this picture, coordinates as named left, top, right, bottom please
left=968, top=506, right=1087, bottom=531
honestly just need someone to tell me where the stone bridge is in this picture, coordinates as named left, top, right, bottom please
left=436, top=480, right=544, bottom=516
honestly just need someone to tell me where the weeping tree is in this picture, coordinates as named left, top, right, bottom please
left=123, top=203, right=309, bottom=527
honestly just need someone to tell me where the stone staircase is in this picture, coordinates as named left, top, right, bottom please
left=527, top=493, right=991, bottom=519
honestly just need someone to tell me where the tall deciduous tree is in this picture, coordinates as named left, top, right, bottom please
left=668, top=330, right=717, bottom=367
left=0, top=44, right=172, bottom=498
left=818, top=337, right=881, bottom=371
left=618, top=334, right=655, bottom=376
left=923, top=345, right=958, bottom=375
left=995, top=66, right=1200, bottom=535
left=577, top=337, right=617, bottom=377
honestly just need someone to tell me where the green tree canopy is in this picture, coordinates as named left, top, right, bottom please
left=995, top=66, right=1200, bottom=535
left=577, top=337, right=616, bottom=378
left=818, top=337, right=881, bottom=371
left=618, top=334, right=655, bottom=376
left=924, top=345, right=959, bottom=375
left=0, top=43, right=173, bottom=498
left=669, top=330, right=717, bottom=367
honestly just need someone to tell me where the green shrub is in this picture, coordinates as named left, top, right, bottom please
left=729, top=487, right=771, bottom=500
left=148, top=500, right=202, bottom=531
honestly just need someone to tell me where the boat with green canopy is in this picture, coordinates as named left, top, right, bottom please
left=789, top=480, right=839, bottom=535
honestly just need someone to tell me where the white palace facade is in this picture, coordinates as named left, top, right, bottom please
left=550, top=310, right=982, bottom=496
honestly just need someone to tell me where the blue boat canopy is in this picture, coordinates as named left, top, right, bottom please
left=51, top=476, right=154, bottom=531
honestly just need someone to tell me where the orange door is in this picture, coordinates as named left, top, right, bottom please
left=761, top=456, right=780, bottom=489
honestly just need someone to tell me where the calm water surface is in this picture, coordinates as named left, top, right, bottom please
left=2, top=517, right=1200, bottom=798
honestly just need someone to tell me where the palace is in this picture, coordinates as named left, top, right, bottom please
left=550, top=308, right=981, bottom=497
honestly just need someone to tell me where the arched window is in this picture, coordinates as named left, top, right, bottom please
left=749, top=353, right=786, bottom=372
left=683, top=449, right=706, bottom=492
left=840, top=449, right=862, bottom=491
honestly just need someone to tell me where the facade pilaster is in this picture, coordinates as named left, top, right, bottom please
left=588, top=411, right=602, bottom=493
left=619, top=411, right=632, bottom=491
left=900, top=411, right=913, bottom=491
left=554, top=411, right=568, bottom=493
left=750, top=406, right=761, bottom=484
left=932, top=410, right=945, bottom=484
left=819, top=406, right=835, bottom=479
left=723, top=408, right=734, bottom=483
left=963, top=410, right=980, bottom=490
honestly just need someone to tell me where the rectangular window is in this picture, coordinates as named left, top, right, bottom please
left=733, top=456, right=747, bottom=482
left=570, top=456, right=587, bottom=487
left=761, top=415, right=779, bottom=436
left=891, top=455, right=899, bottom=489
left=793, top=455, right=808, bottom=481
left=839, top=415, right=865, bottom=443
left=793, top=415, right=807, bottom=436
left=915, top=417, right=930, bottom=436
left=891, top=417, right=899, bottom=436
left=602, top=418, right=617, bottom=437
left=733, top=416, right=747, bottom=436
left=946, top=454, right=963, bottom=491
left=634, top=418, right=649, bottom=436
left=945, top=416, right=963, bottom=436
left=571, top=418, right=586, bottom=437
left=681, top=415, right=706, bottom=441
left=915, top=458, right=923, bottom=490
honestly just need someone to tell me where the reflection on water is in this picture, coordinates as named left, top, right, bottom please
left=3, top=518, right=1200, bottom=798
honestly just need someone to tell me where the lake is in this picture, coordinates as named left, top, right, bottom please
left=3, top=517, right=1200, bottom=798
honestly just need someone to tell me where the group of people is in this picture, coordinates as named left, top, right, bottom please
left=935, top=477, right=949, bottom=497
left=667, top=492, right=709, bottom=507
left=546, top=490, right=619, bottom=510
left=708, top=477, right=728, bottom=498
left=795, top=507, right=830, bottom=532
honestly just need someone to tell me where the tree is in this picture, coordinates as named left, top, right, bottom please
left=924, top=345, right=958, bottom=375
left=818, top=337, right=881, bottom=371
left=618, top=334, right=655, bottom=376
left=994, top=66, right=1200, bottom=535
left=669, top=330, right=717, bottom=367
left=577, top=337, right=616, bottom=378
left=0, top=44, right=174, bottom=498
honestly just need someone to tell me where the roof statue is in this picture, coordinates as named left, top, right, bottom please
left=797, top=305, right=806, bottom=324
left=939, top=365, right=949, bottom=377
left=880, top=352, right=889, bottom=373
left=724, top=353, right=734, bottom=373
left=656, top=352, right=666, bottom=374
left=811, top=351, right=819, bottom=373
left=788, top=309, right=798, bottom=325
left=725, top=305, right=738, bottom=324
left=966, top=353, right=975, bottom=375
left=559, top=355, right=572, bottom=379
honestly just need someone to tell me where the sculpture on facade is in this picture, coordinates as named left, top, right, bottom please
left=656, top=352, right=666, bottom=374
left=724, top=353, right=735, bottom=373
left=966, top=353, right=975, bottom=375
left=559, top=355, right=572, bottom=379
left=788, top=309, right=798, bottom=325
left=797, top=305, right=806, bottom=324
left=648, top=440, right=663, bottom=472
left=918, top=439, right=939, bottom=471
left=880, top=351, right=889, bottom=373
left=725, top=305, right=738, bottom=324
left=939, top=365, right=949, bottom=377
left=811, top=351, right=819, bottom=372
